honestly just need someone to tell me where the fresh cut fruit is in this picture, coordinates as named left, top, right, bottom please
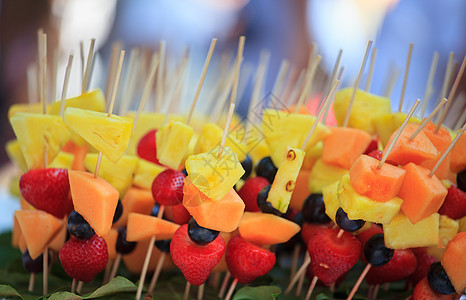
left=450, top=132, right=466, bottom=172
left=372, top=112, right=421, bottom=146
left=47, top=89, right=105, bottom=115
left=133, top=158, right=166, bottom=190
left=322, top=181, right=340, bottom=222
left=441, top=232, right=466, bottom=293
left=308, top=158, right=348, bottom=194
left=156, top=120, right=194, bottom=169
left=420, top=122, right=452, bottom=179
left=113, top=187, right=154, bottom=228
left=126, top=213, right=179, bottom=241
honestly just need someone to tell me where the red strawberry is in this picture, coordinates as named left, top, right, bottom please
left=357, top=223, right=383, bottom=262
left=366, top=249, right=417, bottom=284
left=307, top=228, right=361, bottom=286
left=364, top=139, right=379, bottom=155
left=408, top=248, right=438, bottom=286
left=59, top=235, right=108, bottom=282
left=412, top=277, right=452, bottom=300
left=237, top=177, right=269, bottom=212
left=137, top=129, right=162, bottom=165
left=301, top=222, right=332, bottom=245
left=151, top=169, right=185, bottom=206
left=306, top=264, right=348, bottom=287
left=19, top=168, right=73, bottom=218
left=164, top=203, right=191, bottom=224
left=226, top=235, right=276, bottom=284
left=170, top=224, right=225, bottom=286
left=438, top=186, right=466, bottom=220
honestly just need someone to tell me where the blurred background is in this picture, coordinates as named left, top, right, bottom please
left=1, top=0, right=465, bottom=169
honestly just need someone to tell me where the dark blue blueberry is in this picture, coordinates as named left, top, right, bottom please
left=116, top=227, right=137, bottom=255
left=302, top=194, right=331, bottom=224
left=154, top=239, right=171, bottom=253
left=241, top=155, right=253, bottom=180
left=457, top=169, right=466, bottom=192
left=256, top=184, right=284, bottom=216
left=151, top=203, right=161, bottom=218
left=68, top=210, right=95, bottom=240
left=112, top=200, right=123, bottom=223
left=187, top=218, right=219, bottom=245
left=181, top=169, right=188, bottom=177
left=335, top=207, right=365, bottom=232
left=255, top=157, right=278, bottom=183
left=364, top=234, right=394, bottom=267
left=428, top=262, right=455, bottom=295
left=22, top=249, right=49, bottom=273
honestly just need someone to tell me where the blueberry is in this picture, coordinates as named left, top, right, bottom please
left=335, top=207, right=365, bottom=232
left=302, top=194, right=331, bottom=224
left=241, top=155, right=253, bottom=180
left=154, top=239, right=171, bottom=253
left=181, top=169, right=188, bottom=177
left=256, top=185, right=283, bottom=216
left=364, top=233, right=394, bottom=267
left=116, top=227, right=137, bottom=255
left=68, top=210, right=95, bottom=240
left=427, top=262, right=455, bottom=295
left=457, top=169, right=466, bottom=192
left=22, top=250, right=49, bottom=273
left=187, top=218, right=219, bottom=245
left=151, top=203, right=161, bottom=218
left=112, top=200, right=123, bottom=224
left=255, top=157, right=278, bottom=183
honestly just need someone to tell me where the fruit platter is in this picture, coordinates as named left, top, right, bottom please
left=1, top=32, right=466, bottom=300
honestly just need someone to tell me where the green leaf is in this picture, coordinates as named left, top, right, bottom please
left=0, top=284, right=23, bottom=299
left=48, top=291, right=82, bottom=300
left=315, top=293, right=331, bottom=300
left=82, top=277, right=136, bottom=299
left=233, top=286, right=282, bottom=300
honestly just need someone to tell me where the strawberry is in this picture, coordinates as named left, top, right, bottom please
left=170, top=224, right=224, bottom=286
left=226, top=235, right=276, bottom=284
left=19, top=168, right=73, bottom=218
left=306, top=264, right=348, bottom=287
left=151, top=169, right=185, bottom=206
left=438, top=186, right=466, bottom=220
left=164, top=203, right=191, bottom=224
left=307, top=228, right=360, bottom=286
left=301, top=222, right=332, bottom=245
left=408, top=248, right=438, bottom=286
left=412, top=277, right=452, bottom=300
left=366, top=249, right=417, bottom=284
left=356, top=223, right=383, bottom=262
left=364, top=139, right=379, bottom=155
left=59, top=235, right=108, bottom=282
left=237, top=177, right=269, bottom=212
left=137, top=129, right=161, bottom=165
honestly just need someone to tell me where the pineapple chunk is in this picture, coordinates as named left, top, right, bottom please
left=48, top=152, right=74, bottom=169
left=10, top=113, right=71, bottom=170
left=459, top=216, right=466, bottom=232
left=8, top=103, right=43, bottom=118
left=372, top=112, right=422, bottom=146
left=185, top=147, right=245, bottom=201
left=383, top=212, right=439, bottom=249
left=322, top=181, right=340, bottom=222
left=9, top=176, right=21, bottom=198
left=262, top=109, right=330, bottom=167
left=302, top=141, right=322, bottom=171
left=308, top=158, right=348, bottom=193
left=5, top=140, right=27, bottom=171
left=84, top=153, right=139, bottom=196
left=133, top=159, right=167, bottom=190
left=333, top=88, right=391, bottom=134
left=48, top=89, right=105, bottom=115
left=428, top=215, right=459, bottom=259
left=267, top=147, right=305, bottom=213
left=156, top=121, right=194, bottom=170
left=337, top=174, right=402, bottom=224
left=63, top=107, right=133, bottom=163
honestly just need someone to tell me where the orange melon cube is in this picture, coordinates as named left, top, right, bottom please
left=126, top=213, right=180, bottom=242
left=113, top=187, right=154, bottom=228
left=450, top=133, right=466, bottom=173
left=183, top=177, right=245, bottom=232
left=62, top=141, right=88, bottom=171
left=384, top=123, right=440, bottom=166
left=238, top=212, right=300, bottom=245
left=12, top=216, right=23, bottom=249
left=441, top=232, right=466, bottom=293
left=290, top=170, right=311, bottom=211
left=15, top=210, right=63, bottom=259
left=102, top=228, right=118, bottom=259
left=122, top=238, right=175, bottom=274
left=398, top=163, right=448, bottom=224
left=322, top=127, right=372, bottom=169
left=349, top=155, right=406, bottom=202
left=419, top=122, right=452, bottom=179
left=48, top=223, right=67, bottom=252
left=68, top=170, right=119, bottom=237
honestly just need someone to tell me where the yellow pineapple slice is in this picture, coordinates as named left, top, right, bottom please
left=383, top=212, right=439, bottom=249
left=5, top=140, right=27, bottom=171
left=10, top=113, right=71, bottom=170
left=47, top=89, right=106, bottom=115
left=322, top=181, right=340, bottom=222
left=133, top=159, right=167, bottom=190
left=8, top=103, right=43, bottom=118
left=63, top=107, right=133, bottom=162
left=372, top=112, right=422, bottom=146
left=84, top=153, right=139, bottom=195
left=48, top=152, right=74, bottom=169
left=427, top=215, right=459, bottom=259
left=185, top=147, right=245, bottom=200
left=337, top=174, right=402, bottom=224
left=267, top=147, right=305, bottom=213
left=333, top=88, right=391, bottom=134
left=308, top=158, right=348, bottom=193
left=156, top=120, right=194, bottom=169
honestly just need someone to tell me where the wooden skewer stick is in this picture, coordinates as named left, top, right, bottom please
left=164, top=57, right=189, bottom=123
left=218, top=272, right=231, bottom=298
left=183, top=281, right=191, bottom=300
left=409, top=98, right=448, bottom=140
left=59, top=53, right=74, bottom=117
left=186, top=38, right=217, bottom=125
left=321, top=49, right=343, bottom=105
left=50, top=49, right=58, bottom=103
left=43, top=246, right=48, bottom=295
left=224, top=278, right=238, bottom=300
left=420, top=52, right=439, bottom=118
left=337, top=229, right=345, bottom=239
left=383, top=66, right=400, bottom=98
left=28, top=272, right=35, bottom=292
left=77, top=281, right=84, bottom=294
left=27, top=63, right=38, bottom=104
left=372, top=284, right=380, bottom=300
left=82, top=38, right=96, bottom=93
left=300, top=79, right=339, bottom=151
left=398, top=43, right=414, bottom=112
left=197, top=283, right=205, bottom=300
left=289, top=244, right=301, bottom=280
left=323, top=67, right=344, bottom=125
left=119, top=47, right=141, bottom=115
left=347, top=264, right=372, bottom=300
left=39, top=33, right=47, bottom=114
left=272, top=59, right=290, bottom=98
left=247, top=50, right=270, bottom=125
left=108, top=253, right=122, bottom=282
left=294, top=46, right=317, bottom=113
left=365, top=47, right=377, bottom=92
left=377, top=99, right=421, bottom=168
left=229, top=36, right=245, bottom=106
left=429, top=123, right=466, bottom=178
left=105, top=42, right=122, bottom=103
left=436, top=55, right=466, bottom=132
left=454, top=104, right=466, bottom=131
left=437, top=52, right=455, bottom=113
left=280, top=65, right=298, bottom=102
left=343, top=40, right=373, bottom=127
left=287, top=69, right=306, bottom=109
left=148, top=252, right=166, bottom=293
left=217, top=103, right=236, bottom=158
left=210, top=67, right=236, bottom=123
left=305, top=275, right=319, bottom=300
left=446, top=93, right=466, bottom=129
left=79, top=41, right=85, bottom=79
left=285, top=253, right=311, bottom=294
left=71, top=278, right=77, bottom=293
left=295, top=259, right=307, bottom=295
left=155, top=40, right=166, bottom=112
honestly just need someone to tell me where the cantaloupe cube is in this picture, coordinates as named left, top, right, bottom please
left=338, top=174, right=402, bottom=224
left=183, top=177, right=245, bottom=232
left=122, top=238, right=175, bottom=274
left=372, top=113, right=421, bottom=147
left=322, top=127, right=372, bottom=169
left=420, top=122, right=452, bottom=180
left=398, top=163, right=448, bottom=224
left=238, top=212, right=300, bottom=245
left=12, top=216, right=23, bottom=249
left=48, top=223, right=67, bottom=252
left=126, top=213, right=179, bottom=242
left=450, top=133, right=466, bottom=173
left=62, top=141, right=88, bottom=171
left=308, top=158, right=348, bottom=193
left=102, top=228, right=118, bottom=259
left=349, top=155, right=406, bottom=202
left=113, top=187, right=154, bottom=228
left=68, top=170, right=119, bottom=237
left=133, top=159, right=166, bottom=190
left=383, top=212, right=439, bottom=249
left=290, top=170, right=311, bottom=211
left=441, top=232, right=466, bottom=293
left=322, top=181, right=339, bottom=222
left=15, top=210, right=64, bottom=259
